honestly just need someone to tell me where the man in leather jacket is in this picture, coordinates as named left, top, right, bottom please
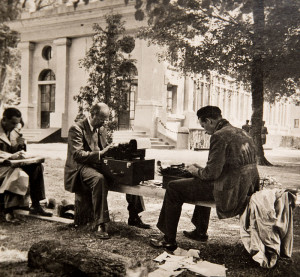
left=151, top=106, right=260, bottom=251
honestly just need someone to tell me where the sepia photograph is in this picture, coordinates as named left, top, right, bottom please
left=0, top=0, right=299, bottom=276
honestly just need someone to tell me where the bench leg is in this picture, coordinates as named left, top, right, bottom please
left=74, top=192, right=94, bottom=226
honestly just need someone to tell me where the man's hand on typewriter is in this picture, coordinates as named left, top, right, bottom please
left=101, top=144, right=116, bottom=156
left=186, top=163, right=203, bottom=177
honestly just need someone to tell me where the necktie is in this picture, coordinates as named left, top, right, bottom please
left=98, top=133, right=103, bottom=150
left=92, top=127, right=103, bottom=150
left=91, top=128, right=99, bottom=151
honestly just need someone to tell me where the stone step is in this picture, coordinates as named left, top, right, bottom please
left=20, top=128, right=61, bottom=143
left=150, top=138, right=163, bottom=142
left=112, top=130, right=175, bottom=149
left=113, top=131, right=147, bottom=136
left=113, top=135, right=149, bottom=140
left=151, top=144, right=175, bottom=150
left=151, top=140, right=169, bottom=145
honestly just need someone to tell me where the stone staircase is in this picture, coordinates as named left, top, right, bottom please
left=113, top=131, right=175, bottom=150
left=21, top=128, right=61, bottom=143
left=150, top=138, right=175, bottom=149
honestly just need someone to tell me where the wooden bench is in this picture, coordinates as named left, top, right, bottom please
left=109, top=182, right=216, bottom=208
left=74, top=182, right=216, bottom=226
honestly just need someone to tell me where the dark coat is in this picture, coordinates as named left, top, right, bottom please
left=196, top=119, right=260, bottom=219
left=64, top=118, right=107, bottom=193
left=0, top=123, right=14, bottom=156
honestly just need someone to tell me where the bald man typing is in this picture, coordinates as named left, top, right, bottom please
left=64, top=103, right=150, bottom=239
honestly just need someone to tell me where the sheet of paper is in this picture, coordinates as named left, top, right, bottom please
left=148, top=268, right=184, bottom=277
left=153, top=251, right=170, bottom=262
left=187, top=260, right=227, bottom=277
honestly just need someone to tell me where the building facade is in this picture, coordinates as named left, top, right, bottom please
left=9, top=0, right=300, bottom=148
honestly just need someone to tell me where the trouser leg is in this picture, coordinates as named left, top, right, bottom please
left=22, top=164, right=45, bottom=206
left=3, top=192, right=26, bottom=210
left=80, top=166, right=110, bottom=225
left=126, top=194, right=145, bottom=218
left=191, top=206, right=211, bottom=234
left=157, top=178, right=214, bottom=241
left=157, top=181, right=184, bottom=241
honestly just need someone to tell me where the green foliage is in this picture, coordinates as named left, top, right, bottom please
left=133, top=0, right=300, bottom=164
left=1, top=47, right=21, bottom=108
left=0, top=0, right=20, bottom=109
left=74, top=14, right=137, bottom=139
left=0, top=0, right=20, bottom=22
left=137, top=0, right=300, bottom=103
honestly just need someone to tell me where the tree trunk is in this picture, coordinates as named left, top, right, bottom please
left=251, top=0, right=272, bottom=166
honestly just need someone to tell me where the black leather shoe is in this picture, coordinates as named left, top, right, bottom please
left=183, top=230, right=208, bottom=242
left=95, top=224, right=110, bottom=240
left=29, top=205, right=53, bottom=217
left=150, top=237, right=178, bottom=252
left=128, top=216, right=151, bottom=229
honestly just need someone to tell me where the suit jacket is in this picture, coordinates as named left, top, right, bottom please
left=64, top=118, right=108, bottom=193
left=196, top=119, right=260, bottom=219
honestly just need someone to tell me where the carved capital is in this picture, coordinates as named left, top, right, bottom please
left=18, top=41, right=35, bottom=51
left=54, top=38, right=72, bottom=47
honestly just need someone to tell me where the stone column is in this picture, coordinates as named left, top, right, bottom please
left=54, top=38, right=72, bottom=137
left=183, top=76, right=195, bottom=127
left=18, top=41, right=35, bottom=128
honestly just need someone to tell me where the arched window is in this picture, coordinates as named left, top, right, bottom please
left=38, top=69, right=56, bottom=128
left=39, top=69, right=55, bottom=81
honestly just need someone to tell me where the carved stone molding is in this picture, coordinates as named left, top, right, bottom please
left=18, top=41, right=35, bottom=51
left=53, top=38, right=72, bottom=47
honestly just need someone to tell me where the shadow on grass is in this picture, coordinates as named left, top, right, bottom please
left=54, top=218, right=300, bottom=277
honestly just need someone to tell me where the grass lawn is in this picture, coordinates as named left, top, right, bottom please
left=0, top=147, right=300, bottom=276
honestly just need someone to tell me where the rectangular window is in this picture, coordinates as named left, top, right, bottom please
left=294, top=119, right=299, bottom=128
left=166, top=85, right=177, bottom=114
left=40, top=84, right=55, bottom=112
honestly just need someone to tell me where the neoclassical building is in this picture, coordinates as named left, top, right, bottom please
left=9, top=0, right=300, bottom=148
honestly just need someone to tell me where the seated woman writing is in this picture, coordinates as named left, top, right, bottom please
left=0, top=108, right=52, bottom=223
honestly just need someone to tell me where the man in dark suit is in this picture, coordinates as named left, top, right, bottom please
left=64, top=103, right=150, bottom=239
left=261, top=121, right=268, bottom=145
left=0, top=108, right=52, bottom=223
left=150, top=106, right=260, bottom=251
left=242, top=120, right=251, bottom=133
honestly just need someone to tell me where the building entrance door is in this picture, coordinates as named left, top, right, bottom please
left=118, top=82, right=137, bottom=130
left=39, top=69, right=56, bottom=129
left=40, top=84, right=56, bottom=128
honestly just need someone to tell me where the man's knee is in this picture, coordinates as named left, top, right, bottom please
left=165, top=180, right=183, bottom=199
left=166, top=179, right=184, bottom=192
left=95, top=174, right=108, bottom=190
left=81, top=167, right=108, bottom=191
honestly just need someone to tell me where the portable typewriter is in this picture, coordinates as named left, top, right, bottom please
left=101, top=138, right=155, bottom=186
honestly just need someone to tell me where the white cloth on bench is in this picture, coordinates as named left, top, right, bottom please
left=240, top=188, right=296, bottom=268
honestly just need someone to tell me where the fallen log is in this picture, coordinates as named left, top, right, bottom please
left=28, top=240, right=138, bottom=276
